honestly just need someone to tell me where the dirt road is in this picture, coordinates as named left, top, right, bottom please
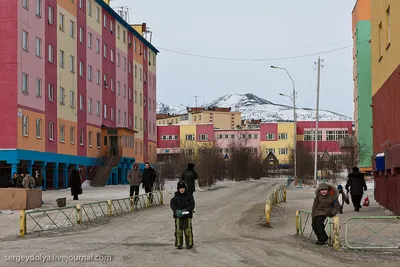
left=0, top=179, right=398, bottom=267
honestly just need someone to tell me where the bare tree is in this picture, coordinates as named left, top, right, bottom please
left=288, top=143, right=314, bottom=179
left=340, top=136, right=370, bottom=172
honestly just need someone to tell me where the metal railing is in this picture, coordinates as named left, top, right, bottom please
left=295, top=210, right=340, bottom=250
left=265, top=187, right=287, bottom=227
left=345, top=216, right=400, bottom=249
left=20, top=191, right=164, bottom=237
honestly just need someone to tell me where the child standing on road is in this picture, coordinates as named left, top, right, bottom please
left=311, top=183, right=340, bottom=245
left=337, top=185, right=349, bottom=214
left=170, top=181, right=195, bottom=249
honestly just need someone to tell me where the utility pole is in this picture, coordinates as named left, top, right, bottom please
left=314, top=57, right=324, bottom=181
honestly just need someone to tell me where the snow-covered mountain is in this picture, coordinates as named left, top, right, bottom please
left=157, top=93, right=352, bottom=122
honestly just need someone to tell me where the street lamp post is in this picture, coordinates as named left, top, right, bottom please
left=271, top=66, right=297, bottom=181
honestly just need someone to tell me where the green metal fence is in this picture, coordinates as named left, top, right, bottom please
left=296, top=210, right=333, bottom=245
left=345, top=216, right=400, bottom=249
left=21, top=191, right=164, bottom=237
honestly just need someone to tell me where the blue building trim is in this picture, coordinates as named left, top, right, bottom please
left=95, top=0, right=159, bottom=54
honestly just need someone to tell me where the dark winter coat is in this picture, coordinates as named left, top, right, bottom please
left=170, top=191, right=195, bottom=219
left=345, top=172, right=367, bottom=196
left=181, top=166, right=197, bottom=193
left=312, top=183, right=340, bottom=218
left=70, top=170, right=82, bottom=196
left=142, top=167, right=157, bottom=187
left=12, top=175, right=23, bottom=188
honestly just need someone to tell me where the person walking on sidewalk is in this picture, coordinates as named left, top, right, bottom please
left=142, top=162, right=157, bottom=204
left=70, top=169, right=82, bottom=200
left=180, top=163, right=197, bottom=197
left=345, top=167, right=367, bottom=212
left=127, top=163, right=141, bottom=205
left=311, top=183, right=340, bottom=245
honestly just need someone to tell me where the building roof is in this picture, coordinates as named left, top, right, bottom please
left=96, top=0, right=159, bottom=54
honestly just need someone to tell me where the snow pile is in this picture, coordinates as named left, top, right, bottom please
left=157, top=93, right=352, bottom=122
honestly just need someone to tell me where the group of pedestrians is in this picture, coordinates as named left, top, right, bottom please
left=311, top=166, right=368, bottom=245
left=127, top=162, right=157, bottom=205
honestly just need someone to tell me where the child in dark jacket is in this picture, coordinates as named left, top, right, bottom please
left=337, top=185, right=349, bottom=214
left=170, top=181, right=195, bottom=249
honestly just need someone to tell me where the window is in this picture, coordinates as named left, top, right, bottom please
left=134, top=65, right=137, bottom=77
left=79, top=0, right=83, bottom=9
left=35, top=37, right=42, bottom=57
left=267, top=148, right=275, bottom=155
left=134, top=40, right=136, bottom=51
left=379, top=22, right=383, bottom=58
left=103, top=43, right=107, bottom=58
left=59, top=50, right=64, bottom=68
left=279, top=148, right=288, bottom=155
left=140, top=93, right=142, bottom=106
left=88, top=32, right=92, bottom=48
left=36, top=119, right=42, bottom=138
left=79, top=27, right=84, bottom=43
left=129, top=114, right=132, bottom=127
left=60, top=124, right=65, bottom=142
left=140, top=118, right=142, bottom=130
left=88, top=98, right=93, bottom=113
left=134, top=116, right=137, bottom=129
left=117, top=25, right=120, bottom=39
left=387, top=6, right=391, bottom=46
left=198, top=134, right=208, bottom=141
left=80, top=129, right=84, bottom=145
left=79, top=95, right=84, bottom=111
left=303, top=130, right=322, bottom=141
left=48, top=122, right=54, bottom=140
left=117, top=109, right=121, bottom=123
left=153, top=123, right=155, bottom=134
left=103, top=104, right=107, bottom=119
left=69, top=20, right=75, bottom=38
left=326, top=130, right=348, bottom=141
left=59, top=13, right=64, bottom=31
left=96, top=38, right=100, bottom=53
left=186, top=134, right=195, bottom=141
left=22, top=116, right=28, bottom=136
left=124, top=112, right=127, bottom=126
left=79, top=61, right=84, bottom=77
left=70, top=55, right=75, bottom=73
left=96, top=70, right=100, bottom=84
left=128, top=61, right=132, bottom=74
left=48, top=44, right=54, bottom=63
left=110, top=49, right=114, bottom=62
left=36, top=78, right=42, bottom=97
left=278, top=133, right=288, bottom=140
left=48, top=83, right=54, bottom=101
left=123, top=57, right=126, bottom=71
left=22, top=73, right=29, bottom=93
left=117, top=81, right=120, bottom=95
left=70, top=90, right=75, bottom=108
left=149, top=98, right=152, bottom=110
left=96, top=132, right=101, bottom=147
left=88, top=0, right=92, bottom=16
left=103, top=14, right=107, bottom=28
left=110, top=78, right=114, bottom=91
left=96, top=7, right=100, bottom=22
left=123, top=84, right=126, bottom=97
left=88, top=131, right=93, bottom=147
left=123, top=30, right=126, bottom=43
left=111, top=108, right=114, bottom=121
left=70, top=126, right=75, bottom=144
left=48, top=5, right=54, bottom=25
left=266, top=133, right=275, bottom=140
left=109, top=20, right=113, bottom=32
left=23, top=0, right=28, bottom=9
left=117, top=53, right=120, bottom=67
left=140, top=68, right=142, bottom=80
left=94, top=101, right=100, bottom=116
left=22, top=31, right=28, bottom=51
left=129, top=88, right=132, bottom=100
left=103, top=74, right=108, bottom=87
left=35, top=0, right=42, bottom=17
left=88, top=65, right=92, bottom=81
left=59, top=87, right=65, bottom=105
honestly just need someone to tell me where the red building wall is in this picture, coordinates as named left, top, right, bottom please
left=77, top=1, right=87, bottom=157
left=127, top=32, right=134, bottom=131
left=0, top=0, right=18, bottom=148
left=157, top=125, right=180, bottom=148
left=143, top=44, right=149, bottom=162
left=296, top=121, right=353, bottom=134
left=196, top=124, right=215, bottom=142
left=45, top=0, right=58, bottom=153
left=260, top=123, right=278, bottom=141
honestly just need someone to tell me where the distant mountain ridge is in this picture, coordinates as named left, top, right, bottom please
left=157, top=93, right=352, bottom=122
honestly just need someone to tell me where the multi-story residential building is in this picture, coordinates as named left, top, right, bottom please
left=0, top=0, right=158, bottom=190
left=371, top=0, right=400, bottom=215
left=157, top=107, right=242, bottom=130
left=157, top=121, right=353, bottom=167
left=352, top=0, right=372, bottom=171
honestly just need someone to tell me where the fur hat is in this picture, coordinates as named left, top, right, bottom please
left=317, top=183, right=330, bottom=191
left=177, top=181, right=186, bottom=190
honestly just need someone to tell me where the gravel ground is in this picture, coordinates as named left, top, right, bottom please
left=0, top=179, right=399, bottom=267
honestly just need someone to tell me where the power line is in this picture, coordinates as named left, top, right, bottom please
left=157, top=40, right=369, bottom=62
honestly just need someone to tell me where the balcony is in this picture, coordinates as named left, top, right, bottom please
left=339, top=136, right=355, bottom=149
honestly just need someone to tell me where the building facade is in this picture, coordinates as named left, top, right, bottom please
left=371, top=0, right=400, bottom=215
left=157, top=121, right=353, bottom=166
left=0, top=0, right=158, bottom=189
left=352, top=0, right=372, bottom=170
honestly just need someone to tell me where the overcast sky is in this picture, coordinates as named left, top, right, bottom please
left=112, top=0, right=357, bottom=118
